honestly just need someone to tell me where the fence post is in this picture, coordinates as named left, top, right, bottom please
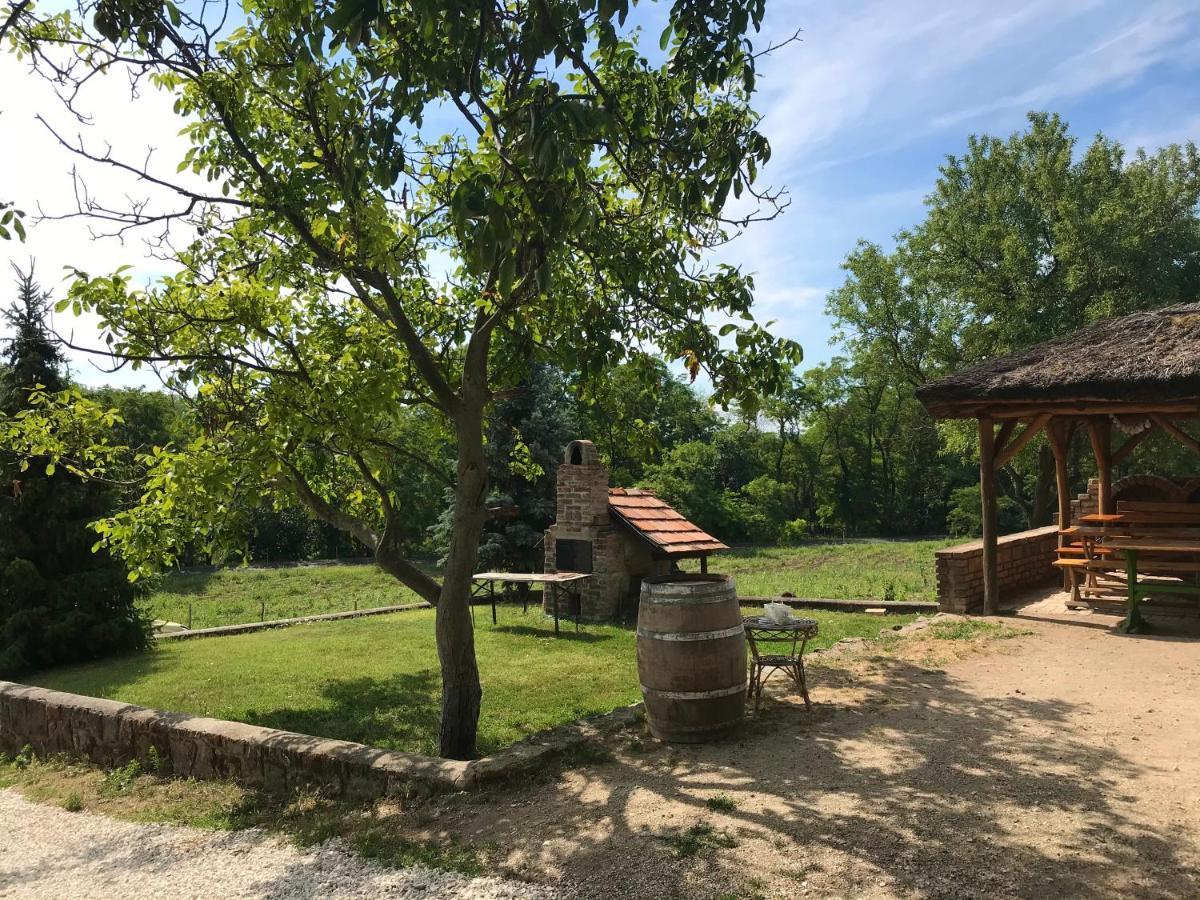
left=187, top=603, right=192, bottom=630
left=260, top=600, right=266, bottom=622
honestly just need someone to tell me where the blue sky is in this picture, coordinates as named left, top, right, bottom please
left=2, top=0, right=1198, bottom=385
left=718, top=0, right=1200, bottom=369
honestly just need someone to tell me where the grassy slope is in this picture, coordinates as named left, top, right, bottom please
left=684, top=539, right=956, bottom=602
left=143, top=563, right=430, bottom=629
left=30, top=606, right=915, bottom=756
left=145, top=540, right=951, bottom=630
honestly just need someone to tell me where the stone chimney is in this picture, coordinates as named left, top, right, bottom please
left=554, top=440, right=610, bottom=528
left=544, top=439, right=624, bottom=621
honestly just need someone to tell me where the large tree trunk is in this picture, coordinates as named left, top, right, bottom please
left=1030, top=444, right=1055, bottom=526
left=436, top=411, right=488, bottom=759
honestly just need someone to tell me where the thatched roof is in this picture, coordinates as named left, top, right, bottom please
left=917, top=302, right=1200, bottom=418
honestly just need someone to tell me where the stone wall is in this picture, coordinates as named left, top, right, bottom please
left=934, top=525, right=1059, bottom=613
left=0, top=681, right=642, bottom=799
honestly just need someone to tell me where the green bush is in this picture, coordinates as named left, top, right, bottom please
left=0, top=266, right=151, bottom=676
left=778, top=518, right=811, bottom=545
left=945, top=485, right=1027, bottom=537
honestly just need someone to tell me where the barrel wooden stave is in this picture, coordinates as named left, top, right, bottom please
left=637, top=574, right=746, bottom=743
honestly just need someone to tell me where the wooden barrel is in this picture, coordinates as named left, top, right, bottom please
left=637, top=574, right=746, bottom=743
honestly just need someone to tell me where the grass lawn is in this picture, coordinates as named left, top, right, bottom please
left=682, top=539, right=956, bottom=602
left=29, top=606, right=915, bottom=756
left=144, top=539, right=949, bottom=630
left=143, top=563, right=431, bottom=629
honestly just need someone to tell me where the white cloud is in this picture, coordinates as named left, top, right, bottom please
left=931, top=1, right=1196, bottom=129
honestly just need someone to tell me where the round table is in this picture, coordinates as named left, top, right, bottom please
left=742, top=615, right=819, bottom=711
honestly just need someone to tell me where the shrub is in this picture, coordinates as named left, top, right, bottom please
left=778, top=518, right=811, bottom=545
left=945, top=485, right=1026, bottom=537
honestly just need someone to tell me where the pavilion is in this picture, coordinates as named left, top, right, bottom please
left=916, top=302, right=1200, bottom=614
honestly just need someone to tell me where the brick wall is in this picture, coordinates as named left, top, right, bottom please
left=545, top=440, right=630, bottom=621
left=935, top=525, right=1059, bottom=613
left=1071, top=475, right=1200, bottom=521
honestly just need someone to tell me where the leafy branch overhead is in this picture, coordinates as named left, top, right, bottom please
left=5, top=0, right=800, bottom=758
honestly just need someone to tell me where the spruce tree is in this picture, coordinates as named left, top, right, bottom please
left=0, top=264, right=149, bottom=675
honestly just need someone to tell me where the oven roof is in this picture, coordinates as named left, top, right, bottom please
left=607, top=488, right=729, bottom=557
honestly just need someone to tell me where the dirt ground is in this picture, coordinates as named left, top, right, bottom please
left=414, top=590, right=1200, bottom=899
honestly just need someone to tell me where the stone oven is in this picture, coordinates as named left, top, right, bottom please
left=544, top=440, right=728, bottom=621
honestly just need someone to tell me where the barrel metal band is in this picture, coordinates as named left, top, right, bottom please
left=640, top=682, right=748, bottom=700
left=636, top=624, right=745, bottom=642
left=641, top=593, right=735, bottom=606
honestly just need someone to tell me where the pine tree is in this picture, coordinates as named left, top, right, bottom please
left=0, top=264, right=149, bottom=675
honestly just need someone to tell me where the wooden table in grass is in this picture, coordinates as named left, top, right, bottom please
left=1102, top=537, right=1200, bottom=633
left=471, top=572, right=591, bottom=635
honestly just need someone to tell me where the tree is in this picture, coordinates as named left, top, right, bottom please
left=8, top=0, right=800, bottom=757
left=829, top=112, right=1200, bottom=529
left=477, top=364, right=578, bottom=573
left=575, top=357, right=721, bottom=485
left=0, top=265, right=148, bottom=674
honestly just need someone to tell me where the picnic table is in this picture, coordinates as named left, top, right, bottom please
left=1103, top=537, right=1200, bottom=633
left=1055, top=501, right=1200, bottom=632
left=471, top=572, right=591, bottom=635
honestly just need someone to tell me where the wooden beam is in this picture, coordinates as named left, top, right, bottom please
left=1047, top=419, right=1073, bottom=592
left=1150, top=414, right=1200, bottom=456
left=979, top=417, right=999, bottom=616
left=1087, top=417, right=1113, bottom=515
left=993, top=413, right=1052, bottom=470
left=926, top=400, right=1200, bottom=420
left=993, top=420, right=1017, bottom=457
left=1110, top=424, right=1156, bottom=467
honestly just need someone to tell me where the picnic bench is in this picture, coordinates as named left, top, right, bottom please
left=471, top=572, right=591, bottom=635
left=1054, top=501, right=1200, bottom=631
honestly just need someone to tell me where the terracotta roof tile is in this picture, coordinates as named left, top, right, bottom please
left=606, top=487, right=729, bottom=557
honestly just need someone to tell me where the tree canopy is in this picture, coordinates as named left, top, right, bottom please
left=0, top=265, right=149, bottom=675
left=5, top=0, right=800, bottom=757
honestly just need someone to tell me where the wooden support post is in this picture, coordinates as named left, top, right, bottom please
left=979, top=417, right=999, bottom=616
left=1047, top=418, right=1072, bottom=591
left=1088, top=417, right=1113, bottom=514
left=700, top=555, right=708, bottom=574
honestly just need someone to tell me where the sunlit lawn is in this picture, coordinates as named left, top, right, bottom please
left=144, top=539, right=948, bottom=631
left=30, top=606, right=915, bottom=756
left=142, top=563, right=431, bottom=629
left=684, top=539, right=956, bottom=602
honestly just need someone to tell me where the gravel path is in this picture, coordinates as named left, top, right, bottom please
left=415, top=591, right=1200, bottom=899
left=0, top=789, right=556, bottom=900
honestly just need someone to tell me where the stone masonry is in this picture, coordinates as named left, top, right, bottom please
left=0, top=681, right=644, bottom=800
left=544, top=440, right=670, bottom=622
left=935, top=525, right=1059, bottom=613
left=544, top=440, right=624, bottom=621
left=1071, top=474, right=1200, bottom=520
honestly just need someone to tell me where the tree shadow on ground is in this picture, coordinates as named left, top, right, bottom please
left=246, top=671, right=442, bottom=753
left=415, top=654, right=1196, bottom=900
left=488, top=624, right=615, bottom=643
left=146, top=569, right=221, bottom=596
